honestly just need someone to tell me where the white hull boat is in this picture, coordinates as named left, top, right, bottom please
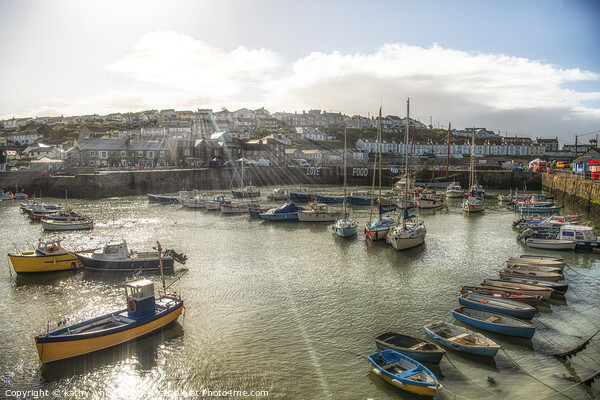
left=523, top=238, right=576, bottom=250
left=41, top=218, right=94, bottom=231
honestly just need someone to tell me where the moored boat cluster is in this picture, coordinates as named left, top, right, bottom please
left=368, top=254, right=570, bottom=397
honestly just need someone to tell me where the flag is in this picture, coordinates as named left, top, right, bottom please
left=390, top=167, right=398, bottom=174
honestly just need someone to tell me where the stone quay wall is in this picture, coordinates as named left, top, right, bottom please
left=543, top=173, right=600, bottom=220
left=1, top=167, right=541, bottom=199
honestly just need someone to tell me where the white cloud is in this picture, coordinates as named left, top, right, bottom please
left=4, top=32, right=599, bottom=142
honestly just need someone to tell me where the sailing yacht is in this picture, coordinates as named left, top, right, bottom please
left=462, top=129, right=485, bottom=213
left=332, top=128, right=358, bottom=238
left=366, top=108, right=398, bottom=240
left=386, top=99, right=426, bottom=250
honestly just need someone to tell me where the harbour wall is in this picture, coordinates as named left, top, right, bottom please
left=542, top=173, right=600, bottom=220
left=1, top=167, right=541, bottom=199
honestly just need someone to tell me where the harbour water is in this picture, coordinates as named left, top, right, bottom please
left=1, top=188, right=599, bottom=399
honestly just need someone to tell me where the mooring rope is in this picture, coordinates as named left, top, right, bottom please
left=441, top=354, right=498, bottom=397
left=537, top=369, right=600, bottom=399
left=501, top=349, right=575, bottom=400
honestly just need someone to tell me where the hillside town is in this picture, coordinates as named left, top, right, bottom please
left=0, top=107, right=593, bottom=174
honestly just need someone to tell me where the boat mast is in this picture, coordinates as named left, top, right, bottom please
left=342, top=128, right=348, bottom=218
left=157, top=241, right=166, bottom=294
left=369, top=107, right=382, bottom=223
left=446, top=122, right=451, bottom=179
left=403, top=99, right=410, bottom=227
left=469, top=127, right=475, bottom=193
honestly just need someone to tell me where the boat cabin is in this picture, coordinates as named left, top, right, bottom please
left=36, top=238, right=67, bottom=255
left=95, top=240, right=132, bottom=260
left=125, top=279, right=156, bottom=316
left=559, top=225, right=599, bottom=245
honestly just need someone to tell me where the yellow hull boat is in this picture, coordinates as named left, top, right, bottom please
left=8, top=237, right=79, bottom=274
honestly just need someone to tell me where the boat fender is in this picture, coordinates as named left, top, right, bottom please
left=372, top=368, right=381, bottom=376
left=53, top=257, right=56, bottom=265
left=127, top=299, right=137, bottom=313
left=391, top=379, right=405, bottom=387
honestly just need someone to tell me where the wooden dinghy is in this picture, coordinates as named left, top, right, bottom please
left=505, top=263, right=564, bottom=273
left=500, top=268, right=563, bottom=282
left=452, top=306, right=536, bottom=339
left=460, top=285, right=542, bottom=306
left=481, top=279, right=553, bottom=300
left=459, top=293, right=536, bottom=320
left=506, top=256, right=565, bottom=269
left=374, top=331, right=445, bottom=364
left=424, top=321, right=501, bottom=357
left=368, top=349, right=443, bottom=397
left=498, top=276, right=568, bottom=295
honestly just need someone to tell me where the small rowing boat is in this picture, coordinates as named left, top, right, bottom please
left=424, top=321, right=501, bottom=357
left=458, top=293, right=536, bottom=320
left=368, top=349, right=442, bottom=397
left=374, top=331, right=445, bottom=364
left=452, top=306, right=536, bottom=339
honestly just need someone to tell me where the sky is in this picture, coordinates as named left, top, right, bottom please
left=0, top=0, right=599, bottom=144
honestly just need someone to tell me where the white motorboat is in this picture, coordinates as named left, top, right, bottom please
left=445, top=182, right=463, bottom=198
left=416, top=195, right=444, bottom=209
left=462, top=195, right=485, bottom=213
left=523, top=237, right=576, bottom=250
left=41, top=217, right=94, bottom=231
left=267, top=188, right=290, bottom=201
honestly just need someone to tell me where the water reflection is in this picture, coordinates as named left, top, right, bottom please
left=40, top=322, right=184, bottom=381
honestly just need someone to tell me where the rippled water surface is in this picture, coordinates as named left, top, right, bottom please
left=1, top=188, right=599, bottom=399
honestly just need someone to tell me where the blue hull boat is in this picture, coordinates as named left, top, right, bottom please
left=368, top=349, right=442, bottom=396
left=424, top=321, right=501, bottom=357
left=452, top=306, right=535, bottom=339
left=458, top=293, right=536, bottom=320
left=259, top=202, right=305, bottom=221
left=147, top=194, right=180, bottom=204
left=518, top=205, right=562, bottom=214
left=315, top=195, right=344, bottom=203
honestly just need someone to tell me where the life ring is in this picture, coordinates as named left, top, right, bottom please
left=127, top=299, right=137, bottom=313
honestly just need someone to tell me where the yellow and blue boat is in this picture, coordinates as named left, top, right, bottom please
left=35, top=279, right=183, bottom=363
left=8, top=237, right=79, bottom=274
left=368, top=349, right=442, bottom=397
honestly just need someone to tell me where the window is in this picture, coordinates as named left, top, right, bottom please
left=90, top=151, right=96, bottom=157
left=146, top=151, right=154, bottom=158
left=159, top=151, right=165, bottom=158
left=121, top=151, right=126, bottom=157
left=138, top=151, right=143, bottom=157
left=99, top=151, right=108, bottom=159
left=129, top=152, right=135, bottom=157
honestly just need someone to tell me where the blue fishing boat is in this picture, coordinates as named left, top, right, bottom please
left=289, top=187, right=312, bottom=203
left=315, top=194, right=344, bottom=203
left=368, top=349, right=443, bottom=397
left=75, top=240, right=187, bottom=273
left=147, top=193, right=180, bottom=204
left=458, top=293, right=536, bottom=320
left=374, top=331, right=445, bottom=364
left=346, top=190, right=377, bottom=205
left=259, top=202, right=306, bottom=221
left=35, top=278, right=183, bottom=363
left=424, top=321, right=501, bottom=357
left=452, top=306, right=536, bottom=339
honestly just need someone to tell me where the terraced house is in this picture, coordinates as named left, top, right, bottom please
left=69, top=138, right=170, bottom=168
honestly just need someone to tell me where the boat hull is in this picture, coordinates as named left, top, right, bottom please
left=387, top=235, right=425, bottom=250
left=315, top=195, right=344, bottom=203
left=259, top=213, right=298, bottom=221
left=75, top=254, right=174, bottom=273
left=8, top=252, right=79, bottom=274
left=41, top=219, right=94, bottom=231
left=523, top=238, right=576, bottom=250
left=331, top=225, right=357, bottom=237
left=458, top=295, right=536, bottom=320
left=147, top=194, right=179, bottom=204
left=297, top=212, right=337, bottom=222
left=35, top=301, right=183, bottom=363
left=452, top=307, right=535, bottom=339
left=423, top=322, right=500, bottom=357
left=374, top=332, right=445, bottom=364
left=368, top=350, right=441, bottom=397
